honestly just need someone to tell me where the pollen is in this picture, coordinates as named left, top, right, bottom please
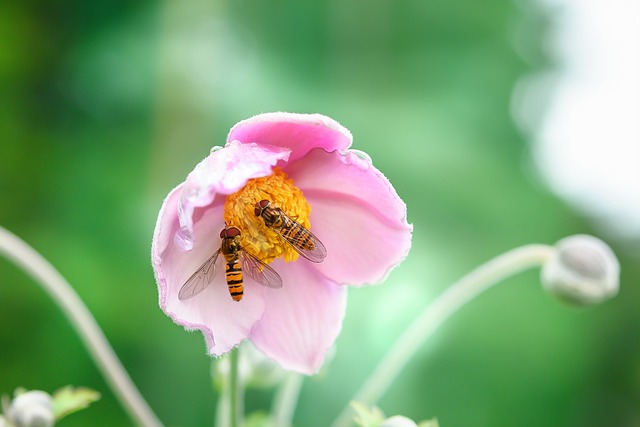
left=224, top=168, right=311, bottom=263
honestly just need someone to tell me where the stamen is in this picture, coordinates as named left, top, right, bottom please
left=224, top=168, right=311, bottom=263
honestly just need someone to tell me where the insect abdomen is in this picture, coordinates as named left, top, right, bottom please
left=281, top=220, right=315, bottom=250
left=225, top=259, right=244, bottom=301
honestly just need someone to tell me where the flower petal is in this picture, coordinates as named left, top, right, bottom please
left=152, top=184, right=267, bottom=355
left=176, top=141, right=290, bottom=250
left=285, top=148, right=412, bottom=286
left=249, top=259, right=347, bottom=374
left=227, top=112, right=353, bottom=164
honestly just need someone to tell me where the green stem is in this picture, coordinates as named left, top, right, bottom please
left=213, top=360, right=227, bottom=427
left=271, top=373, right=303, bottom=427
left=229, top=348, right=242, bottom=427
left=0, top=227, right=163, bottom=427
left=331, top=244, right=556, bottom=427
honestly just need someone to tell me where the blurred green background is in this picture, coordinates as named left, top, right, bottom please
left=1, top=0, right=638, bottom=426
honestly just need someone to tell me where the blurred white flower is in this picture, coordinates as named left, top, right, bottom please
left=351, top=402, right=438, bottom=427
left=514, top=0, right=640, bottom=239
left=8, top=391, right=54, bottom=427
left=380, top=415, right=418, bottom=427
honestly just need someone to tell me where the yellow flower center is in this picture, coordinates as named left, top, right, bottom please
left=224, top=168, right=311, bottom=263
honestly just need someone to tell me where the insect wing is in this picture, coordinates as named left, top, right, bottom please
left=178, top=250, right=220, bottom=300
left=279, top=212, right=327, bottom=263
left=240, top=250, right=283, bottom=289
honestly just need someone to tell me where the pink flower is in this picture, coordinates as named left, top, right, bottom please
left=151, top=112, right=412, bottom=374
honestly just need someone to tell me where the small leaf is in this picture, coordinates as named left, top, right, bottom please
left=417, top=418, right=440, bottom=427
left=351, top=401, right=385, bottom=427
left=12, top=388, right=27, bottom=397
left=52, top=386, right=100, bottom=420
left=1, top=394, right=10, bottom=416
left=243, top=411, right=272, bottom=427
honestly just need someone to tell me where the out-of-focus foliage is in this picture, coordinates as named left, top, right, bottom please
left=52, top=386, right=101, bottom=421
left=1, top=0, right=638, bottom=426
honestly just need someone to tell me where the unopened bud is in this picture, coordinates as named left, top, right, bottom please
left=9, top=391, right=54, bottom=427
left=541, top=235, right=620, bottom=305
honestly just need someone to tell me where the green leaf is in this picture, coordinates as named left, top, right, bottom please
left=243, top=411, right=272, bottom=427
left=351, top=401, right=385, bottom=427
left=52, top=386, right=101, bottom=421
left=418, top=418, right=440, bottom=427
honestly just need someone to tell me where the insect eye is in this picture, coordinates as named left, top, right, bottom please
left=226, top=227, right=241, bottom=237
left=254, top=206, right=261, bottom=217
left=259, top=200, right=270, bottom=208
left=219, top=229, right=227, bottom=238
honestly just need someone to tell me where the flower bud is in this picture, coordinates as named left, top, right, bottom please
left=541, top=235, right=620, bottom=305
left=9, top=391, right=54, bottom=427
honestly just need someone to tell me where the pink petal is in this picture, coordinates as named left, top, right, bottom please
left=176, top=141, right=290, bottom=250
left=152, top=184, right=267, bottom=355
left=227, top=112, right=353, bottom=164
left=249, top=259, right=347, bottom=374
left=285, top=148, right=412, bottom=286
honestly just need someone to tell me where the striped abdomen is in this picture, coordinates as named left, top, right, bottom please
left=280, top=216, right=316, bottom=251
left=254, top=200, right=327, bottom=263
left=224, top=258, right=244, bottom=301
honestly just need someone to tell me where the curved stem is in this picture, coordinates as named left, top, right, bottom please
left=331, top=244, right=556, bottom=427
left=271, top=372, right=303, bottom=427
left=0, top=227, right=163, bottom=427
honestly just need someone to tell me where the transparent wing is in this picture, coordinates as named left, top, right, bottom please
left=178, top=250, right=220, bottom=300
left=279, top=212, right=327, bottom=263
left=240, top=250, right=283, bottom=289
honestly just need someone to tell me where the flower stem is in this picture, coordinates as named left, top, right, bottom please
left=271, top=372, right=303, bottom=427
left=228, top=348, right=243, bottom=427
left=0, top=227, right=163, bottom=427
left=331, top=244, right=556, bottom=427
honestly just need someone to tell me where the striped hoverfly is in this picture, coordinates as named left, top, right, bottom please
left=178, top=226, right=282, bottom=302
left=254, top=199, right=327, bottom=263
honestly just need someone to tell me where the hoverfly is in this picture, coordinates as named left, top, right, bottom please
left=178, top=226, right=282, bottom=302
left=254, top=199, right=327, bottom=263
